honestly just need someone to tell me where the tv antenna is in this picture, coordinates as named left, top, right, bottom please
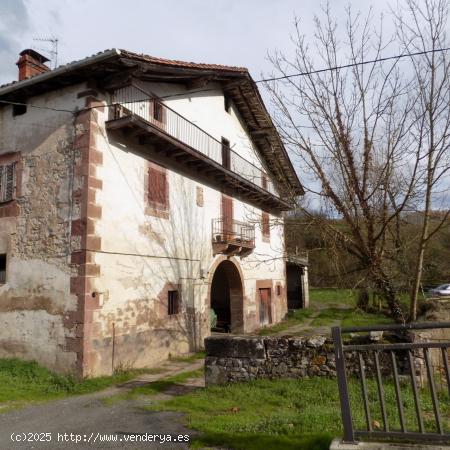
left=33, top=37, right=59, bottom=69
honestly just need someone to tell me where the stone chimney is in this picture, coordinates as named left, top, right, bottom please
left=16, top=49, right=50, bottom=81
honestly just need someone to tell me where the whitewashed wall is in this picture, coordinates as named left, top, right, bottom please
left=88, top=83, right=287, bottom=373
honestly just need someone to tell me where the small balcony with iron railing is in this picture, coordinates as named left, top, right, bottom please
left=106, top=84, right=291, bottom=211
left=212, top=218, right=255, bottom=257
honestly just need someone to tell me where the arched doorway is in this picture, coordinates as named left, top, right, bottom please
left=210, top=260, right=244, bottom=333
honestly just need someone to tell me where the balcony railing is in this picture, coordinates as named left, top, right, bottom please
left=212, top=218, right=255, bottom=249
left=112, top=85, right=277, bottom=196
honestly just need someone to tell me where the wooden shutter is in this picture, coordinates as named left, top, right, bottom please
left=262, top=211, right=270, bottom=238
left=148, top=165, right=167, bottom=207
left=149, top=97, right=166, bottom=129
left=221, top=195, right=233, bottom=239
left=221, top=195, right=233, bottom=222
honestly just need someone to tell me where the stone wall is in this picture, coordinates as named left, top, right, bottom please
left=204, top=334, right=410, bottom=386
left=205, top=335, right=336, bottom=385
left=0, top=83, right=86, bottom=374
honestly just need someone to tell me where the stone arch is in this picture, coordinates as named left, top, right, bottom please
left=208, top=256, right=244, bottom=333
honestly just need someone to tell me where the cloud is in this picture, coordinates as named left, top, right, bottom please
left=0, top=0, right=30, bottom=83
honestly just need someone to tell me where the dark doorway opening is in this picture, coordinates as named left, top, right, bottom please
left=286, top=263, right=304, bottom=309
left=210, top=260, right=243, bottom=333
left=259, top=288, right=272, bottom=326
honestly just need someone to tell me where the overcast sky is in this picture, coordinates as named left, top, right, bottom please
left=0, top=0, right=390, bottom=86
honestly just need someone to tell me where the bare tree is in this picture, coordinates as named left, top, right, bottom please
left=393, top=0, right=450, bottom=321
left=265, top=4, right=421, bottom=319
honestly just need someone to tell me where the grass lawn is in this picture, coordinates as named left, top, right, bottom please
left=149, top=376, right=450, bottom=450
left=309, top=307, right=392, bottom=328
left=0, top=358, right=162, bottom=411
left=258, top=288, right=394, bottom=336
left=309, top=288, right=357, bottom=307
left=257, top=308, right=314, bottom=335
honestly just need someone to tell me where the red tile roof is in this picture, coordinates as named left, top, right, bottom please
left=120, top=49, right=249, bottom=73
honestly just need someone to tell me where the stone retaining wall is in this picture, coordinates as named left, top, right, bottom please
left=205, top=335, right=335, bottom=385
left=204, top=334, right=411, bottom=386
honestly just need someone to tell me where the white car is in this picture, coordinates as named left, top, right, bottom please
left=428, top=284, right=450, bottom=297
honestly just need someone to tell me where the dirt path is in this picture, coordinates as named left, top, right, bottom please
left=0, top=359, right=204, bottom=450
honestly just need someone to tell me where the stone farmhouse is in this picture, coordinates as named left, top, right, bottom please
left=0, top=49, right=308, bottom=377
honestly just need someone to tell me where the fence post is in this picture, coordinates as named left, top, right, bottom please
left=332, top=326, right=356, bottom=444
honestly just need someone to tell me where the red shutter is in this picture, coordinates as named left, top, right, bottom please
left=262, top=212, right=270, bottom=238
left=221, top=195, right=233, bottom=223
left=221, top=195, right=233, bottom=239
left=158, top=171, right=166, bottom=204
left=148, top=165, right=167, bottom=208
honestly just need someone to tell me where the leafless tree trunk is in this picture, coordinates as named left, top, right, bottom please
left=393, top=0, right=450, bottom=321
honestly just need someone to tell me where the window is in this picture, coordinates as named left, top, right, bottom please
left=224, top=95, right=231, bottom=113
left=0, top=163, right=16, bottom=203
left=148, top=164, right=167, bottom=209
left=276, top=285, right=282, bottom=296
left=149, top=96, right=165, bottom=126
left=168, top=290, right=180, bottom=315
left=262, top=211, right=270, bottom=239
left=221, top=138, right=230, bottom=169
left=0, top=254, right=6, bottom=284
left=13, top=104, right=27, bottom=116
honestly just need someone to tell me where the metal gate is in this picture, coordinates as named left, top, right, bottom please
left=332, top=322, right=450, bottom=444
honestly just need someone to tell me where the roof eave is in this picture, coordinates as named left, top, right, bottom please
left=0, top=49, right=122, bottom=98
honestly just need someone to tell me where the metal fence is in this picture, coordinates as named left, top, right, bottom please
left=112, top=85, right=277, bottom=196
left=211, top=218, right=255, bottom=248
left=333, top=322, right=450, bottom=444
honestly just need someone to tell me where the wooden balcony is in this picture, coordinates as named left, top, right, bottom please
left=105, top=85, right=292, bottom=212
left=212, top=218, right=255, bottom=257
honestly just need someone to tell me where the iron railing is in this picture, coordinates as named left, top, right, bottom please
left=333, top=322, right=450, bottom=444
left=112, top=85, right=277, bottom=196
left=212, top=218, right=255, bottom=248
